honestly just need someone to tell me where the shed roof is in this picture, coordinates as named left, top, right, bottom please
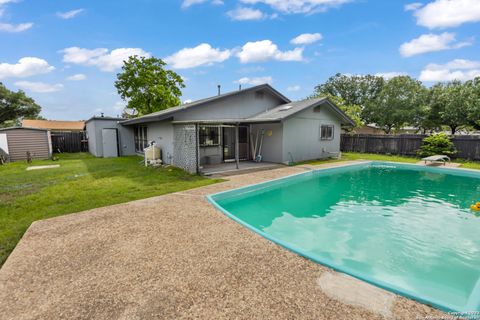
left=121, top=84, right=291, bottom=126
left=0, top=126, right=49, bottom=132
left=21, top=119, right=85, bottom=131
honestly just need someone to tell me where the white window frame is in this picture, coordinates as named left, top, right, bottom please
left=320, top=124, right=334, bottom=141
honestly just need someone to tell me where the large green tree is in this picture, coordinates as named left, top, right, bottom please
left=466, top=77, right=480, bottom=130
left=434, top=81, right=470, bottom=135
left=0, top=82, right=41, bottom=127
left=362, top=76, right=425, bottom=134
left=115, top=56, right=185, bottom=116
left=412, top=84, right=443, bottom=133
left=314, top=73, right=385, bottom=111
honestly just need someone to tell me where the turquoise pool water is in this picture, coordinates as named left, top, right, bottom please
left=208, top=162, right=480, bottom=312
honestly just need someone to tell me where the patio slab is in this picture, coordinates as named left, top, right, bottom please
left=0, top=161, right=445, bottom=320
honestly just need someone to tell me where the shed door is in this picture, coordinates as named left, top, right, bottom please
left=102, top=128, right=118, bottom=158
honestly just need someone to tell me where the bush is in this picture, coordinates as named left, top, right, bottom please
left=417, top=133, right=457, bottom=157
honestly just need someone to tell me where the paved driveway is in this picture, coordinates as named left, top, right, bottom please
left=0, top=162, right=443, bottom=319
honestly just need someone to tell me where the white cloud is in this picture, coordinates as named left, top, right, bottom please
left=374, top=72, right=408, bottom=79
left=235, top=76, right=273, bottom=85
left=239, top=0, right=351, bottom=14
left=181, top=0, right=223, bottom=8
left=61, top=47, right=150, bottom=72
left=290, top=33, right=322, bottom=45
left=287, top=85, right=301, bottom=91
left=56, top=9, right=84, bottom=19
left=0, top=0, right=33, bottom=32
left=66, top=73, right=86, bottom=81
left=412, top=0, right=480, bottom=29
left=0, top=57, right=54, bottom=79
left=237, top=40, right=304, bottom=63
left=404, top=2, right=423, bottom=11
left=399, top=32, right=472, bottom=57
left=14, top=81, right=63, bottom=93
left=0, top=22, right=32, bottom=32
left=419, top=59, right=480, bottom=82
left=183, top=99, right=193, bottom=104
left=227, top=7, right=265, bottom=20
left=164, top=43, right=231, bottom=69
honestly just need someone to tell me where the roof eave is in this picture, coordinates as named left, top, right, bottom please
left=119, top=83, right=290, bottom=126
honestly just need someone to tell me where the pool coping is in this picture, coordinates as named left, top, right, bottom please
left=206, top=160, right=480, bottom=313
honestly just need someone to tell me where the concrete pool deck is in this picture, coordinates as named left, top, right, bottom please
left=0, top=161, right=446, bottom=319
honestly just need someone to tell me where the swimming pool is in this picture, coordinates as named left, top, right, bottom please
left=207, top=162, right=480, bottom=312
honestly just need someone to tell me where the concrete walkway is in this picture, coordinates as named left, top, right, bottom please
left=0, top=161, right=444, bottom=320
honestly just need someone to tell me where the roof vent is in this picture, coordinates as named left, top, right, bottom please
left=279, top=105, right=293, bottom=111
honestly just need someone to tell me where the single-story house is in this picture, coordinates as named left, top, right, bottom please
left=21, top=119, right=86, bottom=132
left=102, top=83, right=354, bottom=173
left=0, top=127, right=52, bottom=161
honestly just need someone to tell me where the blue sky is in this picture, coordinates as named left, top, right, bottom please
left=0, top=0, right=479, bottom=120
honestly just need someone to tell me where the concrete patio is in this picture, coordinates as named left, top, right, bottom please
left=0, top=161, right=445, bottom=320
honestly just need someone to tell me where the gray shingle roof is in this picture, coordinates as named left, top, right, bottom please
left=121, top=84, right=290, bottom=125
left=246, top=98, right=355, bottom=125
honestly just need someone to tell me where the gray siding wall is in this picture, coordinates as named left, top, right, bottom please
left=86, top=119, right=135, bottom=157
left=174, top=90, right=285, bottom=121
left=146, top=121, right=174, bottom=164
left=282, top=105, right=341, bottom=163
left=86, top=121, right=98, bottom=156
left=6, top=128, right=51, bottom=161
left=250, top=123, right=283, bottom=163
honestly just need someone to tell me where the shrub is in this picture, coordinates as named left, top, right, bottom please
left=417, top=133, right=457, bottom=158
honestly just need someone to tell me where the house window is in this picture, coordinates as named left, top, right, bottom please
left=134, top=126, right=148, bottom=152
left=320, top=125, right=334, bottom=140
left=199, top=125, right=220, bottom=146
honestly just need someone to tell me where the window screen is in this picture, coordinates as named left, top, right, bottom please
left=320, top=125, right=334, bottom=140
left=134, top=126, right=148, bottom=152
left=199, top=125, right=220, bottom=146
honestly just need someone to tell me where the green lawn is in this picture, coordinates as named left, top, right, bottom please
left=0, top=153, right=219, bottom=266
left=298, top=152, right=480, bottom=168
left=296, top=152, right=419, bottom=166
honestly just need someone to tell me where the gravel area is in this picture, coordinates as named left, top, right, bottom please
left=0, top=161, right=445, bottom=320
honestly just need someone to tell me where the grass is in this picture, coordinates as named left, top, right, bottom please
left=297, top=152, right=480, bottom=169
left=296, top=152, right=419, bottom=166
left=0, top=153, right=220, bottom=266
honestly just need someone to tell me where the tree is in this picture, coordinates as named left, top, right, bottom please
left=362, top=76, right=425, bottom=134
left=0, top=82, right=41, bottom=127
left=115, top=56, right=185, bottom=116
left=465, top=77, right=480, bottom=130
left=435, top=81, right=470, bottom=135
left=417, top=133, right=456, bottom=157
left=413, top=84, right=443, bottom=133
left=314, top=73, right=385, bottom=112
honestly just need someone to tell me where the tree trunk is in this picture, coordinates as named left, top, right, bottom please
left=450, top=126, right=456, bottom=135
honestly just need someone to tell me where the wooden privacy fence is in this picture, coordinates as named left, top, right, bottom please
left=341, top=134, right=480, bottom=160
left=51, top=131, right=88, bottom=153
